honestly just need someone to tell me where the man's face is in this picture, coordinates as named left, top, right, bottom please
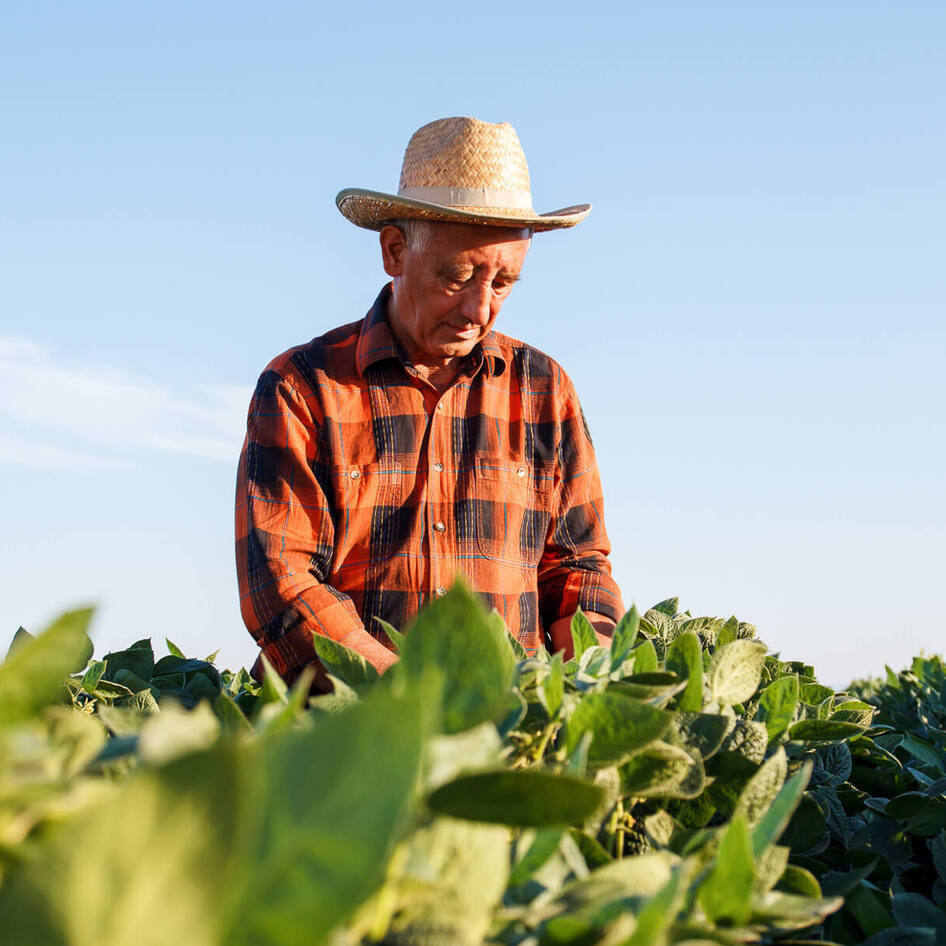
left=381, top=222, right=531, bottom=369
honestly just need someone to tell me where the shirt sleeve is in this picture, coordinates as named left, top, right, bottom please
left=537, top=375, right=625, bottom=628
left=235, top=368, right=396, bottom=679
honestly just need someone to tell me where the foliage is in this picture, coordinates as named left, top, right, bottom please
left=0, top=586, right=944, bottom=945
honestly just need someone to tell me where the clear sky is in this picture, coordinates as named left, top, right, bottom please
left=1, top=2, right=943, bottom=687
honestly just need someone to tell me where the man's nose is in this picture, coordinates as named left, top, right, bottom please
left=460, top=281, right=492, bottom=325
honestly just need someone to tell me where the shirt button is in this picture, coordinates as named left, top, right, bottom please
left=436, top=403, right=444, bottom=412
left=435, top=586, right=447, bottom=597
left=433, top=521, right=446, bottom=533
left=349, top=469, right=360, bottom=479
left=517, top=467, right=526, bottom=478
left=433, top=462, right=444, bottom=473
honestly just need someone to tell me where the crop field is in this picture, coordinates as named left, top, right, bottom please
left=0, top=585, right=944, bottom=945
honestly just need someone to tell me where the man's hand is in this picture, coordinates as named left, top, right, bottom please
left=548, top=612, right=615, bottom=660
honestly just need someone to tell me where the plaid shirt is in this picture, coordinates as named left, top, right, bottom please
left=235, top=285, right=623, bottom=680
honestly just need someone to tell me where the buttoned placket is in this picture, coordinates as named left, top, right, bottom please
left=427, top=392, right=451, bottom=599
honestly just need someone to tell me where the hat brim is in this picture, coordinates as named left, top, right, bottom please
left=336, top=188, right=591, bottom=232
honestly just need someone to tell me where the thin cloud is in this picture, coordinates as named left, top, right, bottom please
left=0, top=336, right=252, bottom=467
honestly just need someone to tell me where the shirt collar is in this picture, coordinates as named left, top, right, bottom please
left=355, top=284, right=507, bottom=378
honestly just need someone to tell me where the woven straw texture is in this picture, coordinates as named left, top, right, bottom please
left=337, top=116, right=591, bottom=231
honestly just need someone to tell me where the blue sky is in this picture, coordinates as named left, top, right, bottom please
left=1, top=2, right=943, bottom=686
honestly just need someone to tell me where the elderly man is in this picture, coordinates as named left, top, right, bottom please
left=235, top=117, right=624, bottom=685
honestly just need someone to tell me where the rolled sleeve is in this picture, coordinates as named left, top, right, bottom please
left=235, top=370, right=382, bottom=678
left=537, top=381, right=624, bottom=628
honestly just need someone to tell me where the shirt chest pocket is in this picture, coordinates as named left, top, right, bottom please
left=339, top=461, right=404, bottom=563
left=473, top=456, right=554, bottom=567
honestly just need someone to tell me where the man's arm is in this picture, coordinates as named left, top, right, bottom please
left=538, top=375, right=624, bottom=652
left=235, top=369, right=397, bottom=680
left=547, top=613, right=616, bottom=660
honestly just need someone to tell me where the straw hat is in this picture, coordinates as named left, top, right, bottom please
left=336, top=116, right=591, bottom=232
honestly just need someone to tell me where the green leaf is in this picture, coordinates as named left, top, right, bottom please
left=311, top=633, right=380, bottom=692
left=0, top=608, right=94, bottom=724
left=103, top=639, right=154, bottom=681
left=6, top=625, right=34, bottom=658
left=709, top=639, right=767, bottom=706
left=716, top=616, right=739, bottom=647
left=830, top=699, right=875, bottom=726
left=752, top=761, right=812, bottom=856
left=428, top=769, right=605, bottom=827
left=509, top=828, right=565, bottom=886
left=609, top=671, right=683, bottom=702
left=609, top=604, right=640, bottom=670
left=891, top=894, right=946, bottom=940
left=859, top=929, right=937, bottom=946
left=226, top=682, right=430, bottom=946
left=735, top=747, right=788, bottom=827
left=631, top=639, right=659, bottom=674
left=757, top=674, right=799, bottom=741
left=570, top=608, right=598, bottom=660
left=257, top=654, right=288, bottom=707
left=165, top=637, right=186, bottom=657
left=539, top=652, right=564, bottom=719
left=650, top=597, right=679, bottom=617
left=213, top=689, right=253, bottom=731
left=799, top=682, right=834, bottom=704
left=619, top=741, right=706, bottom=799
left=900, top=735, right=945, bottom=773
left=398, top=581, right=514, bottom=733
left=699, top=813, right=754, bottom=925
left=675, top=711, right=731, bottom=759
left=666, top=631, right=703, bottom=712
left=623, top=865, right=684, bottom=946
left=932, top=830, right=946, bottom=881
left=372, top=617, right=405, bottom=652
left=0, top=745, right=239, bottom=946
left=788, top=718, right=867, bottom=743
left=81, top=658, right=107, bottom=694
left=565, top=691, right=674, bottom=767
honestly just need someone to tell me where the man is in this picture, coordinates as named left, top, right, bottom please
left=235, top=116, right=624, bottom=685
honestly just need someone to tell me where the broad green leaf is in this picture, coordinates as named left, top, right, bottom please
left=81, top=659, right=107, bottom=694
left=716, top=615, right=739, bottom=647
left=900, top=735, right=945, bottom=773
left=165, top=637, right=186, bottom=658
left=138, top=701, right=221, bottom=765
left=798, top=682, right=834, bottom=705
left=0, top=745, right=239, bottom=946
left=709, top=639, right=767, bottom=706
left=225, top=682, right=430, bottom=946
left=565, top=691, right=674, bottom=767
left=830, top=699, right=875, bottom=726
left=311, top=633, right=380, bottom=692
left=788, top=718, right=867, bottom=743
left=428, top=769, right=604, bottom=827
left=666, top=632, right=703, bottom=712
left=570, top=608, right=598, bottom=660
left=858, top=930, right=937, bottom=946
left=734, top=748, right=788, bottom=827
left=373, top=617, right=405, bottom=652
left=932, top=830, right=946, bottom=881
left=892, top=894, right=946, bottom=940
left=0, top=608, right=94, bottom=723
left=7, top=625, right=34, bottom=657
left=103, top=639, right=154, bottom=681
left=757, top=674, right=799, bottom=741
left=609, top=671, right=684, bottom=703
left=509, top=828, right=565, bottom=886
left=623, top=864, right=685, bottom=946
left=213, top=689, right=253, bottom=731
left=380, top=816, right=508, bottom=946
left=631, top=639, right=659, bottom=674
left=609, top=604, right=640, bottom=670
left=754, top=844, right=791, bottom=893
left=619, top=741, right=705, bottom=799
left=398, top=582, right=514, bottom=733
left=675, top=711, right=731, bottom=759
left=568, top=828, right=612, bottom=869
left=650, top=597, right=679, bottom=617
left=699, top=813, right=754, bottom=925
left=539, top=652, right=564, bottom=719
left=752, top=761, right=812, bottom=856
left=820, top=858, right=879, bottom=897
left=775, top=863, right=821, bottom=898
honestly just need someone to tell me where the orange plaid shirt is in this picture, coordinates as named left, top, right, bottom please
left=235, top=285, right=623, bottom=680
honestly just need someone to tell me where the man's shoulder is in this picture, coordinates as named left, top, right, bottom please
left=488, top=331, right=574, bottom=390
left=262, top=318, right=365, bottom=391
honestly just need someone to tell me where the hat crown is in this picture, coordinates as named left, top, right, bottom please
left=398, top=117, right=533, bottom=204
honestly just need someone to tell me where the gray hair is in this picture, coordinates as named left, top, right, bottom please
left=391, top=218, right=533, bottom=254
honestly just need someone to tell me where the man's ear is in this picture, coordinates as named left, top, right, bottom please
left=380, top=225, right=408, bottom=277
